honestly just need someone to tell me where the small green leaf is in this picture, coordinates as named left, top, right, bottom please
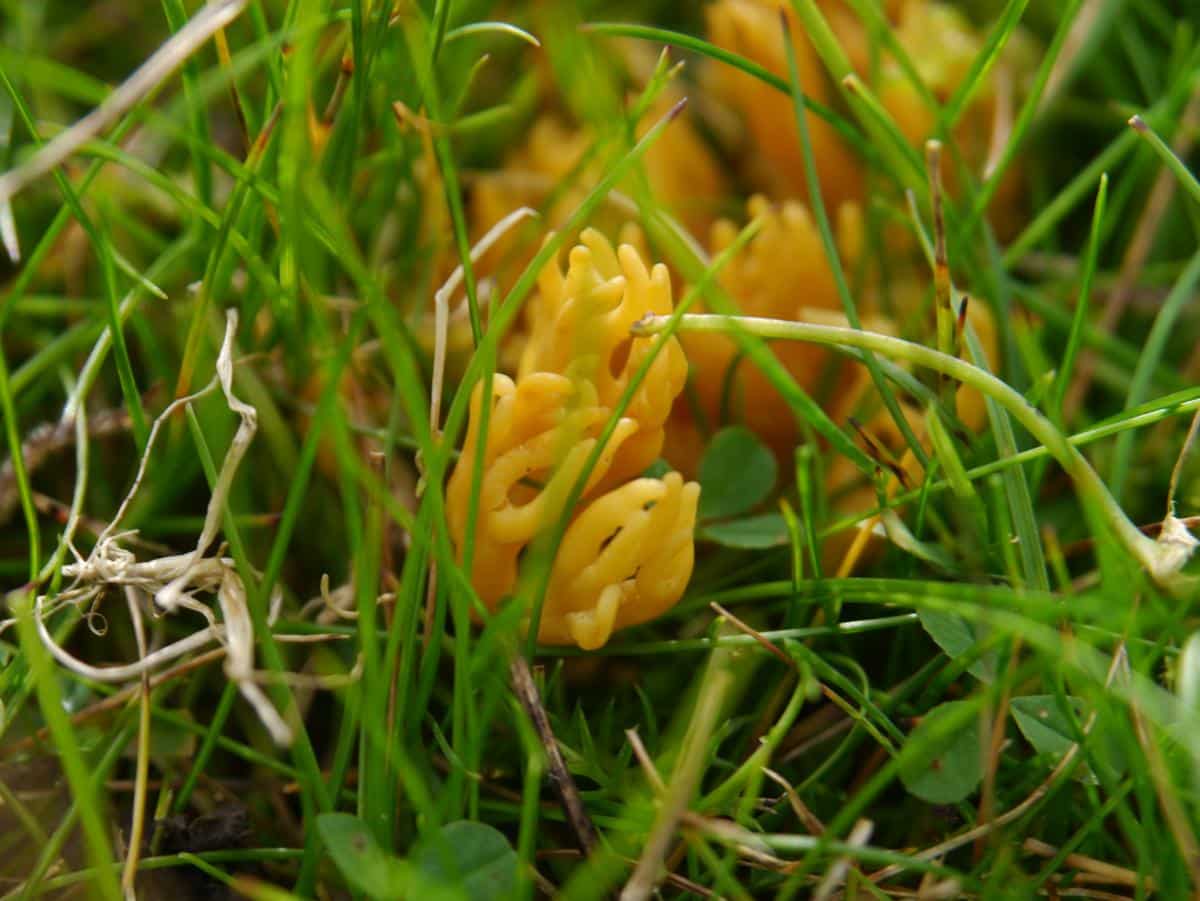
left=412, top=821, right=518, bottom=901
left=317, top=813, right=409, bottom=900
left=1011, top=695, right=1079, bottom=759
left=918, top=610, right=997, bottom=682
left=899, top=701, right=983, bottom=804
left=700, top=513, right=789, bottom=548
left=697, top=426, right=776, bottom=520
left=1009, top=695, right=1122, bottom=784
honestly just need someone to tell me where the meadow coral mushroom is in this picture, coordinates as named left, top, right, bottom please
left=446, top=230, right=698, bottom=648
left=446, top=372, right=641, bottom=607
left=542, top=472, right=699, bottom=649
left=520, top=229, right=688, bottom=487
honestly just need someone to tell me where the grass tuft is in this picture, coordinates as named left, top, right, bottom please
left=2, top=1, right=1200, bottom=898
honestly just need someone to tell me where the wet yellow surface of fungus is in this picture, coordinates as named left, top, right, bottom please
left=446, top=230, right=699, bottom=649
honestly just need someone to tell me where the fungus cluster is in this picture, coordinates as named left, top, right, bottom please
left=446, top=230, right=699, bottom=649
left=446, top=0, right=1028, bottom=637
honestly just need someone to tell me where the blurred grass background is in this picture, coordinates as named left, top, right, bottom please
left=1, top=0, right=1200, bottom=897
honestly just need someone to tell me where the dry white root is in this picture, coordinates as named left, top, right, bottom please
left=32, top=309, right=293, bottom=746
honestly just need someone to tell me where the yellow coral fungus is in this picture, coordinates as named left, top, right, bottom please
left=446, top=372, right=640, bottom=607
left=446, top=230, right=698, bottom=649
left=520, top=229, right=688, bottom=487
left=542, top=472, right=699, bottom=649
left=657, top=188, right=999, bottom=578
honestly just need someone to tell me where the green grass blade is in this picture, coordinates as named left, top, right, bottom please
left=0, top=343, right=38, bottom=579
left=1051, top=173, right=1108, bottom=423
left=1129, top=111, right=1200, bottom=207
left=940, top=0, right=1031, bottom=129
left=0, top=69, right=149, bottom=448
left=12, top=591, right=121, bottom=900
left=967, top=0, right=1086, bottom=233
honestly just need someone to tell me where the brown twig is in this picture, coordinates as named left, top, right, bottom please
left=32, top=491, right=172, bottom=555
left=1167, top=410, right=1200, bottom=516
left=509, top=655, right=598, bottom=856
left=322, top=52, right=355, bottom=127
left=1059, top=514, right=1200, bottom=558
left=847, top=418, right=911, bottom=491
left=212, top=26, right=251, bottom=157
left=779, top=703, right=852, bottom=764
left=1024, top=837, right=1153, bottom=890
